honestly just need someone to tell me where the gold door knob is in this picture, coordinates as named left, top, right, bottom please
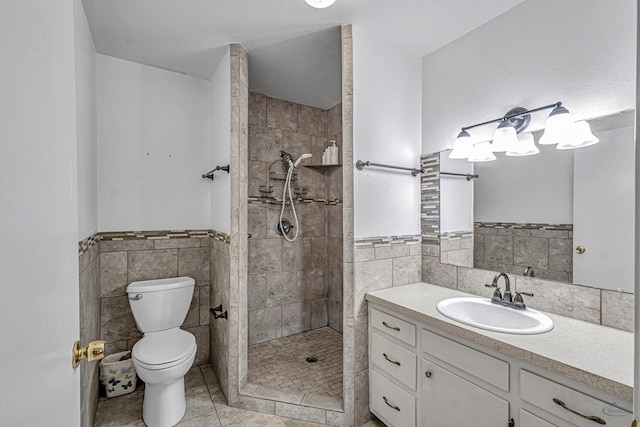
left=576, top=245, right=586, bottom=254
left=72, top=340, right=105, bottom=368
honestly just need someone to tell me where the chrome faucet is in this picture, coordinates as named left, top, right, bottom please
left=493, top=272, right=512, bottom=302
left=485, top=272, right=534, bottom=309
left=524, top=266, right=536, bottom=277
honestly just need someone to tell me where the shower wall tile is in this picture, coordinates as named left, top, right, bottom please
left=298, top=204, right=326, bottom=237
left=266, top=97, right=297, bottom=131
left=282, top=131, right=313, bottom=157
left=300, top=268, right=326, bottom=300
left=249, top=92, right=267, bottom=126
left=282, top=302, right=311, bottom=336
left=248, top=160, right=268, bottom=198
left=248, top=92, right=342, bottom=347
left=249, top=238, right=282, bottom=274
left=248, top=203, right=267, bottom=239
left=298, top=104, right=327, bottom=137
left=248, top=274, right=267, bottom=310
left=266, top=271, right=300, bottom=306
left=249, top=126, right=283, bottom=162
left=249, top=306, right=282, bottom=343
left=310, top=298, right=329, bottom=329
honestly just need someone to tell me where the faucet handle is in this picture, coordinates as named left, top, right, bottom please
left=513, top=291, right=533, bottom=309
left=485, top=284, right=502, bottom=302
left=518, top=291, right=534, bottom=297
left=485, top=283, right=498, bottom=288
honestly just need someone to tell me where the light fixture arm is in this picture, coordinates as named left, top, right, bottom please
left=461, top=102, right=562, bottom=132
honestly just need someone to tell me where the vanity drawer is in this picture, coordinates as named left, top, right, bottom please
left=520, top=409, right=556, bottom=427
left=371, top=332, right=417, bottom=390
left=520, top=370, right=632, bottom=427
left=370, top=369, right=416, bottom=427
left=421, top=329, right=509, bottom=391
left=371, top=308, right=416, bottom=347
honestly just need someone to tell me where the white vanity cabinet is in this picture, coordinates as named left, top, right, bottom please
left=368, top=303, right=633, bottom=427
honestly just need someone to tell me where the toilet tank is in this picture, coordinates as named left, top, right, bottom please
left=127, top=276, right=195, bottom=333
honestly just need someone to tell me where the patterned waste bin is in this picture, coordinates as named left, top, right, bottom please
left=99, top=351, right=137, bottom=398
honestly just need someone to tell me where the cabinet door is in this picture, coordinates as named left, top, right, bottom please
left=421, top=358, right=509, bottom=426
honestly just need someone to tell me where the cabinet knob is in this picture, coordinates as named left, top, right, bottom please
left=425, top=371, right=432, bottom=378
left=576, top=245, right=586, bottom=254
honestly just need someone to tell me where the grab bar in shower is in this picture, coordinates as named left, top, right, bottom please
left=202, top=164, right=230, bottom=180
left=356, top=160, right=424, bottom=177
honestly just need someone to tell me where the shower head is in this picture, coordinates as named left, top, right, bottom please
left=293, top=153, right=313, bottom=168
left=280, top=151, right=295, bottom=167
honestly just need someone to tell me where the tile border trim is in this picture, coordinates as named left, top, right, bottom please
left=79, top=229, right=231, bottom=255
left=354, top=234, right=422, bottom=248
left=475, top=222, right=573, bottom=231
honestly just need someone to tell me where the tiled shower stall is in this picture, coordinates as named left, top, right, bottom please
left=247, top=92, right=343, bottom=344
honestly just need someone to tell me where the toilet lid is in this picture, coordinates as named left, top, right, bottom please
left=132, top=329, right=196, bottom=368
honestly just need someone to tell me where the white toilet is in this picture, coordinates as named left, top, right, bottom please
left=127, top=276, right=197, bottom=427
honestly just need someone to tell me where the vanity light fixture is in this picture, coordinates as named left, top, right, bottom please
left=448, top=102, right=598, bottom=162
left=304, top=0, right=336, bottom=8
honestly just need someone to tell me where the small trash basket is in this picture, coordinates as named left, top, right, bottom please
left=99, top=351, right=137, bottom=398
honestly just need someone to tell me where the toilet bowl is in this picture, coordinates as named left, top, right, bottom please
left=127, top=276, right=197, bottom=427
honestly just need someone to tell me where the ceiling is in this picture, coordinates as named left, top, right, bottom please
left=82, top=0, right=525, bottom=109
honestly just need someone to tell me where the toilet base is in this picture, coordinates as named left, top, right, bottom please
left=142, top=377, right=186, bottom=427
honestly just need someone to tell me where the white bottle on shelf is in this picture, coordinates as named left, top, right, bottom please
left=328, top=140, right=338, bottom=165
left=321, top=151, right=327, bottom=165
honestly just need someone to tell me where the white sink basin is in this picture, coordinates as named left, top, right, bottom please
left=436, top=297, right=554, bottom=334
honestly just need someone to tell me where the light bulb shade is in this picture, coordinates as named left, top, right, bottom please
left=468, top=141, right=497, bottom=162
left=557, top=121, right=599, bottom=150
left=505, top=132, right=539, bottom=156
left=304, top=0, right=336, bottom=8
left=448, top=130, right=473, bottom=159
left=540, top=105, right=575, bottom=145
left=491, top=121, right=518, bottom=152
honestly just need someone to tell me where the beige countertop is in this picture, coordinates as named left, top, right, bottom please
left=366, top=282, right=634, bottom=401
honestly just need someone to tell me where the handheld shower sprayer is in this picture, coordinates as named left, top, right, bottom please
left=293, top=153, right=313, bottom=167
left=277, top=151, right=313, bottom=241
left=280, top=151, right=312, bottom=168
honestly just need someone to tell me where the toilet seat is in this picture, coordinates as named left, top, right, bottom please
left=132, top=329, right=196, bottom=370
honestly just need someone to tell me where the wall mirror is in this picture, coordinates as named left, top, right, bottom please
left=440, top=110, right=635, bottom=293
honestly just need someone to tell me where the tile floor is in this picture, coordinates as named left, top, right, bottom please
left=94, top=365, right=383, bottom=427
left=248, top=327, right=343, bottom=399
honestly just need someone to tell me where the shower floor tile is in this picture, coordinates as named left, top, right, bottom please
left=248, top=327, right=343, bottom=400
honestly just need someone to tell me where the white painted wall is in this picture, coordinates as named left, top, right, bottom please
left=422, top=0, right=636, bottom=154
left=75, top=0, right=97, bottom=240
left=353, top=26, right=422, bottom=238
left=97, top=55, right=212, bottom=231
left=0, top=0, right=80, bottom=424
left=473, top=143, right=574, bottom=224
left=210, top=49, right=231, bottom=234
left=440, top=156, right=474, bottom=232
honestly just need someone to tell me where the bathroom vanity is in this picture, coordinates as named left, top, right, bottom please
left=366, top=283, right=633, bottom=427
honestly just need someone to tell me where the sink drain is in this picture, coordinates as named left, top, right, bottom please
left=306, top=356, right=318, bottom=363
